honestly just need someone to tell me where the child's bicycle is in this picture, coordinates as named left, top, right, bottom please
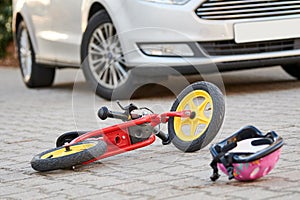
left=31, top=81, right=225, bottom=172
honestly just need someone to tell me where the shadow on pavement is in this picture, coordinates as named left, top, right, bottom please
left=221, top=66, right=300, bottom=95
left=129, top=66, right=300, bottom=98
left=50, top=66, right=300, bottom=99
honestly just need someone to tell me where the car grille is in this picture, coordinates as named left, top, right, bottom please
left=196, top=0, right=300, bottom=20
left=199, top=39, right=300, bottom=56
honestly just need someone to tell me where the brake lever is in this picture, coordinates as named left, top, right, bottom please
left=116, top=101, right=125, bottom=110
left=116, top=101, right=138, bottom=114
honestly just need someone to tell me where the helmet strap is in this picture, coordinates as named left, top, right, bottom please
left=210, top=144, right=236, bottom=181
left=210, top=159, right=220, bottom=181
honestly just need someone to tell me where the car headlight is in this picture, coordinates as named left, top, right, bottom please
left=141, top=0, right=191, bottom=5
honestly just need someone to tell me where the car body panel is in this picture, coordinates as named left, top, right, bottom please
left=47, top=0, right=83, bottom=65
left=13, top=0, right=300, bottom=71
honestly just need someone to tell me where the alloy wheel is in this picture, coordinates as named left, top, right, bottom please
left=88, top=23, right=128, bottom=89
left=19, top=29, right=32, bottom=82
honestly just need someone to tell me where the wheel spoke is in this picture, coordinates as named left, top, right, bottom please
left=110, top=64, right=118, bottom=87
left=90, top=43, right=104, bottom=54
left=198, top=98, right=209, bottom=112
left=98, top=62, right=109, bottom=78
left=197, top=115, right=210, bottom=125
left=108, top=68, right=114, bottom=85
left=96, top=28, right=107, bottom=45
left=113, top=63, right=122, bottom=81
left=114, top=62, right=127, bottom=79
left=108, top=24, right=113, bottom=37
left=91, top=57, right=105, bottom=66
left=114, top=48, right=122, bottom=55
left=104, top=24, right=113, bottom=38
left=102, top=68, right=109, bottom=83
left=114, top=56, right=126, bottom=65
left=180, top=117, right=192, bottom=126
left=109, top=37, right=120, bottom=49
left=188, top=100, right=197, bottom=111
left=197, top=98, right=211, bottom=125
left=90, top=48, right=105, bottom=56
left=93, top=30, right=104, bottom=45
left=190, top=121, right=198, bottom=136
left=94, top=61, right=106, bottom=74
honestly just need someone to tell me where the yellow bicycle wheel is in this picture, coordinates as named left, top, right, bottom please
left=31, top=140, right=107, bottom=172
left=174, top=89, right=213, bottom=142
left=168, top=81, right=225, bottom=152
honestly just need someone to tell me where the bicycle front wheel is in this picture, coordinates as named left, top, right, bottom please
left=168, top=81, right=225, bottom=152
left=31, top=140, right=107, bottom=172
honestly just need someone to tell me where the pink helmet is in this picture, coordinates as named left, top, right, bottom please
left=210, top=126, right=283, bottom=181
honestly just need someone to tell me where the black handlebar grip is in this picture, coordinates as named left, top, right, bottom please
left=98, top=106, right=110, bottom=120
left=98, top=106, right=128, bottom=121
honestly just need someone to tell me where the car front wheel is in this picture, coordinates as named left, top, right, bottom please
left=17, top=21, right=55, bottom=88
left=81, top=11, right=130, bottom=100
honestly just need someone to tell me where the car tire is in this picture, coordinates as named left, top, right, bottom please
left=16, top=21, right=55, bottom=88
left=81, top=10, right=131, bottom=100
left=281, top=63, right=300, bottom=80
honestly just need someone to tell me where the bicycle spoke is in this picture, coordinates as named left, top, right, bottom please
left=181, top=117, right=192, bottom=126
left=190, top=121, right=198, bottom=136
left=198, top=98, right=210, bottom=112
left=197, top=115, right=210, bottom=125
left=188, top=100, right=197, bottom=111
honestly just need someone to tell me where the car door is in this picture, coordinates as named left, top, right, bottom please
left=48, top=0, right=83, bottom=66
left=26, top=0, right=56, bottom=62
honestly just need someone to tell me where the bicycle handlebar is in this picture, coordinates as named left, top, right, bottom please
left=98, top=106, right=129, bottom=121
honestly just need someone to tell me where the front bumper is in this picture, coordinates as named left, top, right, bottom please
left=109, top=0, right=300, bottom=69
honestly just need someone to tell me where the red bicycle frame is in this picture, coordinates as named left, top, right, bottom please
left=67, top=110, right=192, bottom=164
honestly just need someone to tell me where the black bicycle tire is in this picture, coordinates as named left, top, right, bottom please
left=56, top=131, right=88, bottom=147
left=31, top=140, right=107, bottom=172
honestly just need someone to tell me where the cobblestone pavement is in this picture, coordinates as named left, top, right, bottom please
left=0, top=66, right=299, bottom=199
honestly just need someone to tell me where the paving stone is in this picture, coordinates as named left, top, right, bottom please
left=0, top=66, right=300, bottom=199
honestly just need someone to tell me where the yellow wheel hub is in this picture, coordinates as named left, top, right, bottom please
left=41, top=143, right=95, bottom=159
left=174, top=90, right=213, bottom=142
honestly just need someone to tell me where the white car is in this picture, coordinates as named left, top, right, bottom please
left=13, top=0, right=300, bottom=99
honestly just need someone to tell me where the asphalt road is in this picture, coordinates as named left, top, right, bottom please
left=0, top=66, right=299, bottom=199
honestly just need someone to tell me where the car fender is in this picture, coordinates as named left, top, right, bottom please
left=81, top=0, right=128, bottom=59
